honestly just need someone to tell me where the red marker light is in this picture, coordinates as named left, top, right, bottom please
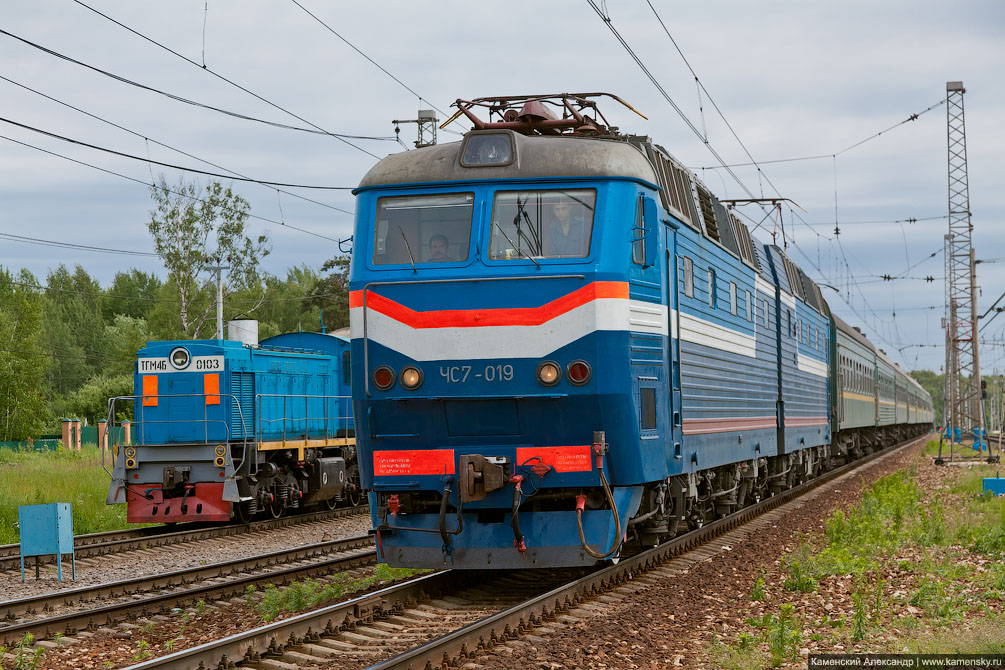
left=567, top=360, right=592, bottom=385
left=373, top=366, right=395, bottom=390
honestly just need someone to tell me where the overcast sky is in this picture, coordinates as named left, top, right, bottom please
left=2, top=0, right=1003, bottom=372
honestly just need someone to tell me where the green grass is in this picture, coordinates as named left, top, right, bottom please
left=0, top=446, right=131, bottom=544
left=782, top=470, right=931, bottom=587
left=893, top=614, right=1005, bottom=654
left=256, top=564, right=429, bottom=621
left=707, top=632, right=768, bottom=670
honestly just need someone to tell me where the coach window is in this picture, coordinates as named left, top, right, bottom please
left=729, top=282, right=738, bottom=316
left=374, top=193, right=473, bottom=265
left=489, top=189, right=596, bottom=260
left=708, top=269, right=716, bottom=309
left=745, top=290, right=753, bottom=322
left=682, top=256, right=694, bottom=298
left=761, top=299, right=769, bottom=327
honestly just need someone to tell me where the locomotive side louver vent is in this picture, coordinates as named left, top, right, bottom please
left=230, top=372, right=254, bottom=439
left=730, top=215, right=760, bottom=271
left=798, top=268, right=821, bottom=311
left=712, top=199, right=741, bottom=257
left=782, top=256, right=805, bottom=300
left=633, top=138, right=696, bottom=230
left=696, top=186, right=719, bottom=242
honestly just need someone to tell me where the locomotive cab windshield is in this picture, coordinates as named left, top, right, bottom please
left=373, top=193, right=474, bottom=265
left=488, top=188, right=596, bottom=260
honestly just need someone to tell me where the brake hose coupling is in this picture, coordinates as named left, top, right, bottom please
left=593, top=430, right=607, bottom=469
left=575, top=494, right=587, bottom=513
left=509, top=474, right=524, bottom=493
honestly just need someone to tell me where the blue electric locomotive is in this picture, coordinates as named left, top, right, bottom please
left=106, top=326, right=358, bottom=523
left=349, top=93, right=932, bottom=569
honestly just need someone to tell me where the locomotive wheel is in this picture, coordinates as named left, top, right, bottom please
left=324, top=496, right=339, bottom=511
left=234, top=501, right=254, bottom=524
left=267, top=499, right=284, bottom=519
left=346, top=465, right=362, bottom=507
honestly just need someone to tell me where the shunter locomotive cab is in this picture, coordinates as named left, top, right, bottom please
left=351, top=97, right=669, bottom=569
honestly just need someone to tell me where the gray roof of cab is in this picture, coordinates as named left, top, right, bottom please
left=356, top=131, right=659, bottom=190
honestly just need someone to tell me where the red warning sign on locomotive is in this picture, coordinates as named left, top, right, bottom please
left=373, top=449, right=456, bottom=476
left=516, top=445, right=592, bottom=472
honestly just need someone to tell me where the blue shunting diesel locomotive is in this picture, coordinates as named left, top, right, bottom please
left=349, top=93, right=933, bottom=570
left=106, top=327, right=358, bottom=523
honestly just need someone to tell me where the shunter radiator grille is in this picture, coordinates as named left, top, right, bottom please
left=230, top=372, right=254, bottom=439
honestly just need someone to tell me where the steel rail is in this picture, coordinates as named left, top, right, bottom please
left=126, top=571, right=456, bottom=670
left=0, top=534, right=372, bottom=623
left=122, top=431, right=929, bottom=670
left=0, top=506, right=366, bottom=571
left=0, top=535, right=377, bottom=646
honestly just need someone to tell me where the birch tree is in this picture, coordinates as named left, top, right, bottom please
left=148, top=176, right=270, bottom=338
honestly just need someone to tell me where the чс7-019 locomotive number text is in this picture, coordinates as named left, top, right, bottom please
left=440, top=364, right=515, bottom=383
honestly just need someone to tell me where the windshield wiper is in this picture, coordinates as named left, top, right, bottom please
left=398, top=227, right=417, bottom=273
left=511, top=196, right=543, bottom=258
left=495, top=222, right=540, bottom=268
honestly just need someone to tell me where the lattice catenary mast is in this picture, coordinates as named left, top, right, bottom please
left=943, top=81, right=983, bottom=441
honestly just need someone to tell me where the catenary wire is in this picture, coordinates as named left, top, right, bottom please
left=289, top=0, right=451, bottom=120
left=68, top=2, right=384, bottom=160
left=586, top=1, right=758, bottom=202
left=0, top=116, right=355, bottom=191
left=693, top=99, right=947, bottom=170
left=0, top=133, right=341, bottom=242
left=0, top=74, right=354, bottom=216
left=0, top=29, right=395, bottom=145
left=0, top=233, right=158, bottom=258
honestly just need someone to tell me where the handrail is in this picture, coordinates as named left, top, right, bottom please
left=253, top=393, right=353, bottom=445
left=103, top=393, right=251, bottom=479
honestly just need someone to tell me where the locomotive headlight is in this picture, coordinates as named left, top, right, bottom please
left=169, top=346, right=191, bottom=370
left=124, top=446, right=136, bottom=459
left=566, top=360, right=592, bottom=386
left=373, top=365, right=396, bottom=391
left=214, top=445, right=226, bottom=456
left=536, top=361, right=561, bottom=386
left=400, top=366, right=423, bottom=390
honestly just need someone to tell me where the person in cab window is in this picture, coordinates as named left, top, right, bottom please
left=427, top=233, right=454, bottom=262
left=545, top=200, right=588, bottom=257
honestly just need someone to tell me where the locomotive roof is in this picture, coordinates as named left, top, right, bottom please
left=356, top=131, right=659, bottom=189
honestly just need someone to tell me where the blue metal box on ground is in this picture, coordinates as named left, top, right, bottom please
left=983, top=478, right=1005, bottom=496
left=18, top=502, right=75, bottom=581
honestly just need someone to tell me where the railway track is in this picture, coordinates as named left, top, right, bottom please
left=0, top=506, right=366, bottom=573
left=118, top=434, right=927, bottom=670
left=0, top=534, right=376, bottom=647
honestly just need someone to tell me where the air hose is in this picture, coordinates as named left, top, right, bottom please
left=510, top=475, right=526, bottom=554
left=576, top=466, right=622, bottom=560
